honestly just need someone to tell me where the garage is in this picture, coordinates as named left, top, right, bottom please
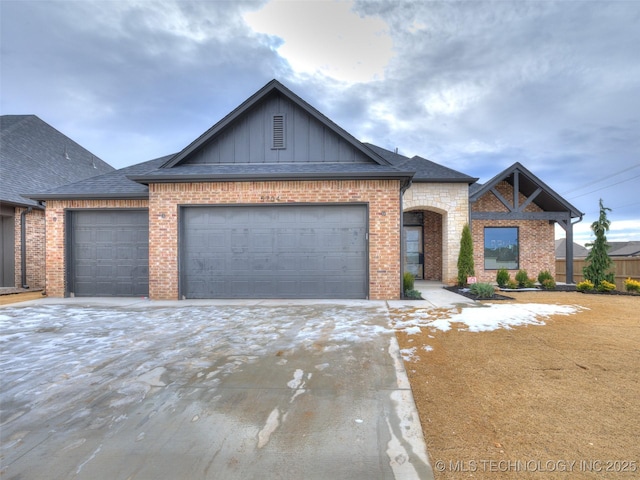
left=180, top=204, right=368, bottom=299
left=67, top=210, right=149, bottom=297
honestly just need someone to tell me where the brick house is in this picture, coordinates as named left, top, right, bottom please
left=0, top=115, right=113, bottom=289
left=30, top=80, right=582, bottom=299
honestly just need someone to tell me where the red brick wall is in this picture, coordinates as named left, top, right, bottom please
left=14, top=207, right=46, bottom=289
left=44, top=180, right=402, bottom=300
left=472, top=182, right=556, bottom=283
left=423, top=210, right=443, bottom=281
left=148, top=180, right=401, bottom=300
left=45, top=200, right=149, bottom=297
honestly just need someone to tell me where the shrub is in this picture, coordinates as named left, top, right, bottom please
left=537, top=270, right=554, bottom=284
left=403, top=272, right=415, bottom=292
left=457, top=224, right=475, bottom=286
left=507, top=280, right=518, bottom=289
left=624, top=277, right=640, bottom=293
left=541, top=278, right=556, bottom=290
left=404, top=289, right=423, bottom=300
left=470, top=282, right=495, bottom=299
left=576, top=280, right=594, bottom=292
left=515, top=269, right=529, bottom=288
left=496, top=268, right=510, bottom=288
left=583, top=199, right=615, bottom=288
left=597, top=280, right=616, bottom=292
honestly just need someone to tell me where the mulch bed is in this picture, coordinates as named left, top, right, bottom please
left=443, top=286, right=514, bottom=301
left=579, top=289, right=640, bottom=296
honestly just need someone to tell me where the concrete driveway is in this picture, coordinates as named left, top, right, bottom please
left=1, top=298, right=434, bottom=479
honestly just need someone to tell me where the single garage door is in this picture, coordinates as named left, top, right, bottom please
left=181, top=204, right=367, bottom=299
left=68, top=210, right=149, bottom=297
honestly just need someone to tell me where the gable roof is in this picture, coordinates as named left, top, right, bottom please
left=364, top=144, right=478, bottom=183
left=0, top=115, right=114, bottom=207
left=162, top=80, right=391, bottom=169
left=469, top=162, right=582, bottom=218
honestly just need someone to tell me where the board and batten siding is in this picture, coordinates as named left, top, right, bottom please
left=184, top=92, right=371, bottom=165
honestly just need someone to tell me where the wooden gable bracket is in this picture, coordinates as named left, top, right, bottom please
left=489, top=170, right=543, bottom=213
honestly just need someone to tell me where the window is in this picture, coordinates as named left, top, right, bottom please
left=484, top=227, right=519, bottom=270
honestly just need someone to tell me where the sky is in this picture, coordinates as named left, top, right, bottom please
left=1, top=0, right=639, bottom=245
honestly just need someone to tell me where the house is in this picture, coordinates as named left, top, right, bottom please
left=555, top=239, right=589, bottom=258
left=608, top=241, right=640, bottom=257
left=0, top=115, right=114, bottom=289
left=29, top=80, right=583, bottom=299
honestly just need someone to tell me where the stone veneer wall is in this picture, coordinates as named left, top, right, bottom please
left=14, top=207, right=46, bottom=289
left=45, top=199, right=149, bottom=297
left=403, top=183, right=469, bottom=284
left=471, top=181, right=556, bottom=283
left=148, top=180, right=401, bottom=300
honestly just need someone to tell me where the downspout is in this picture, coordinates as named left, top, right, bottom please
left=21, top=206, right=33, bottom=289
left=399, top=178, right=413, bottom=298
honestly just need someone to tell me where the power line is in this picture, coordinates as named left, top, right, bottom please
left=567, top=173, right=640, bottom=200
left=562, top=163, right=640, bottom=195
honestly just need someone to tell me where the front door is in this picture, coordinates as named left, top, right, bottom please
left=404, top=226, right=423, bottom=279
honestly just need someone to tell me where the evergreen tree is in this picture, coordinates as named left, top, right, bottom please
left=583, top=199, right=614, bottom=287
left=457, top=223, right=475, bottom=286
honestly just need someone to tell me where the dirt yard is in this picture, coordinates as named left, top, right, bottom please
left=394, top=291, right=640, bottom=479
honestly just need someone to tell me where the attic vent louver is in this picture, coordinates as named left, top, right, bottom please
left=272, top=114, right=286, bottom=149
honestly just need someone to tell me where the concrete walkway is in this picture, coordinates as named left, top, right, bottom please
left=0, top=292, right=472, bottom=480
left=388, top=281, right=477, bottom=309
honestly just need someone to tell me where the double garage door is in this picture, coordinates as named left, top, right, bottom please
left=68, top=205, right=368, bottom=299
left=181, top=205, right=368, bottom=299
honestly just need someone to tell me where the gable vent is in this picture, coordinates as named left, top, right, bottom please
left=272, top=114, right=286, bottom=149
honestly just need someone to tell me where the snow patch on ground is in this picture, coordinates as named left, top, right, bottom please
left=392, top=303, right=585, bottom=333
left=400, top=347, right=417, bottom=362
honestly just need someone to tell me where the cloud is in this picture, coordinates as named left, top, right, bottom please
left=1, top=0, right=639, bottom=230
left=244, top=0, right=393, bottom=84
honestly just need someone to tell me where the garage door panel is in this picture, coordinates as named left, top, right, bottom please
left=181, top=205, right=367, bottom=299
left=70, top=211, right=149, bottom=297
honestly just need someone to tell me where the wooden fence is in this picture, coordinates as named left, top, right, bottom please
left=556, top=257, right=640, bottom=290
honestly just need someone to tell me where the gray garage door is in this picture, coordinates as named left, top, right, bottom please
left=181, top=205, right=367, bottom=299
left=69, top=210, right=149, bottom=297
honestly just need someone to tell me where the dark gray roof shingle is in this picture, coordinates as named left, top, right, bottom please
left=30, top=155, right=172, bottom=200
left=129, top=161, right=412, bottom=183
left=1, top=115, right=114, bottom=206
left=364, top=143, right=477, bottom=183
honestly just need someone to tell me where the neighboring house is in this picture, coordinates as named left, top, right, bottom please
left=29, top=80, right=583, bottom=300
left=555, top=239, right=589, bottom=258
left=607, top=241, right=640, bottom=257
left=0, top=115, right=114, bottom=289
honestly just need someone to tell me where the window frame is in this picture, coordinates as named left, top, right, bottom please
left=483, top=226, right=519, bottom=270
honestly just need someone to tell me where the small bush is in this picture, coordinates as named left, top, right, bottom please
left=496, top=268, right=510, bottom=287
left=541, top=278, right=556, bottom=290
left=515, top=269, right=530, bottom=288
left=537, top=270, right=554, bottom=284
left=506, top=280, right=518, bottom=289
left=470, top=282, right=495, bottom=299
left=576, top=280, right=594, bottom=292
left=403, top=272, right=415, bottom=292
left=597, top=280, right=616, bottom=292
left=624, top=277, right=640, bottom=293
left=457, top=224, right=475, bottom=286
left=404, top=289, right=423, bottom=300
